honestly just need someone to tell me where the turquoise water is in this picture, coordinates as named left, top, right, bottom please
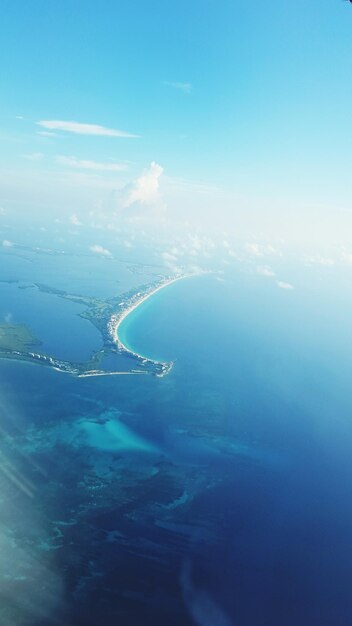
left=2, top=268, right=352, bottom=625
left=117, top=279, right=191, bottom=363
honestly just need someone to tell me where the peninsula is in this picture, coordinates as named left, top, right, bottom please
left=108, top=274, right=195, bottom=376
left=0, top=273, right=200, bottom=379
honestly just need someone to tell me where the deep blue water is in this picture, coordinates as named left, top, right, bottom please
left=1, top=271, right=352, bottom=625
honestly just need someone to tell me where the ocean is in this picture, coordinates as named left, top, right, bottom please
left=1, top=268, right=352, bottom=625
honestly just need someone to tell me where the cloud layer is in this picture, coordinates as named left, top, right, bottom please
left=36, top=120, right=139, bottom=138
left=56, top=156, right=127, bottom=172
left=121, top=161, right=164, bottom=209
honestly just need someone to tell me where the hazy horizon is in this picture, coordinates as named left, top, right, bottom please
left=1, top=1, right=352, bottom=246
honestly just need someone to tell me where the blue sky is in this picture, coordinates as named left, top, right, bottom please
left=1, top=0, right=352, bottom=241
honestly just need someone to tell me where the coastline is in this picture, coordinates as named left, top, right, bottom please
left=109, top=273, right=199, bottom=374
left=0, top=273, right=203, bottom=379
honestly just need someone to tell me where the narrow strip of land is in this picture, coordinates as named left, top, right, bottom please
left=109, top=273, right=201, bottom=373
left=0, top=272, right=203, bottom=379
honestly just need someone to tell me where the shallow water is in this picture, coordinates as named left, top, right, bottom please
left=1, top=270, right=352, bottom=625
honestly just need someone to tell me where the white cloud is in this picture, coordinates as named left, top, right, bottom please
left=158, top=247, right=184, bottom=273
left=90, top=244, right=112, bottom=257
left=37, top=120, right=139, bottom=138
left=161, top=251, right=178, bottom=263
left=304, top=254, right=335, bottom=266
left=257, top=265, right=276, bottom=277
left=37, top=131, right=57, bottom=137
left=171, top=246, right=184, bottom=256
left=188, top=264, right=203, bottom=274
left=342, top=252, right=352, bottom=264
left=228, top=249, right=241, bottom=260
left=245, top=242, right=281, bottom=257
left=164, top=81, right=192, bottom=93
left=121, top=161, right=163, bottom=209
left=184, top=233, right=215, bottom=258
left=2, top=240, right=13, bottom=247
left=245, top=242, right=263, bottom=257
left=69, top=214, right=82, bottom=226
left=188, top=234, right=203, bottom=252
left=16, top=115, right=24, bottom=120
left=277, top=280, right=294, bottom=290
left=0, top=207, right=5, bottom=215
left=56, top=156, right=128, bottom=172
left=22, top=152, right=44, bottom=161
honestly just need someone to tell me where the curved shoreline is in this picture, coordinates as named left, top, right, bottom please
left=108, top=273, right=199, bottom=376
left=0, top=273, right=204, bottom=378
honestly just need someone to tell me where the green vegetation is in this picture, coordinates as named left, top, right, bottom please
left=0, top=323, right=41, bottom=352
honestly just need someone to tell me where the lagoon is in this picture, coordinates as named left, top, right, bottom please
left=0, top=281, right=102, bottom=361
